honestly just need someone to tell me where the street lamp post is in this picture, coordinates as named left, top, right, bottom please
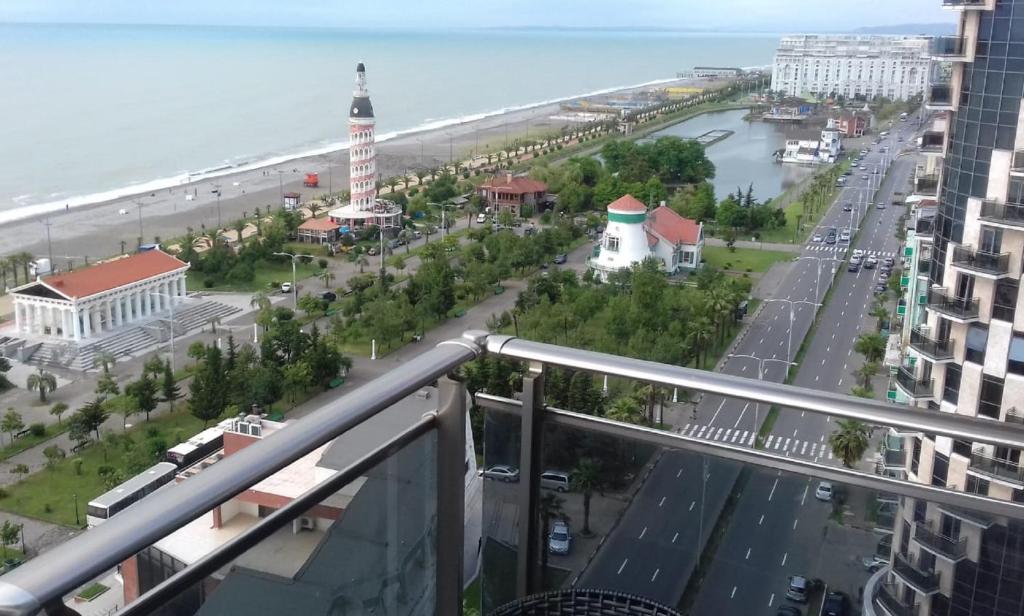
left=150, top=291, right=190, bottom=374
left=273, top=251, right=317, bottom=309
left=795, top=255, right=843, bottom=303
left=728, top=353, right=797, bottom=436
left=211, top=184, right=223, bottom=230
left=134, top=199, right=145, bottom=247
left=763, top=298, right=820, bottom=363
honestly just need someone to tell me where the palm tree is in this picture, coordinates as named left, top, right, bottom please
left=606, top=395, right=645, bottom=426
left=233, top=219, right=246, bottom=246
left=685, top=317, right=714, bottom=368
left=414, top=170, right=427, bottom=186
left=15, top=252, right=33, bottom=283
left=250, top=291, right=273, bottom=331
left=853, top=361, right=879, bottom=389
left=319, top=269, right=334, bottom=289
left=398, top=230, right=413, bottom=253
left=829, top=419, right=870, bottom=468
left=386, top=176, right=399, bottom=194
left=428, top=167, right=440, bottom=182
left=571, top=458, right=601, bottom=536
left=26, top=368, right=57, bottom=403
left=356, top=255, right=369, bottom=273
left=854, top=332, right=887, bottom=364
left=537, top=492, right=566, bottom=589
left=0, top=257, right=9, bottom=291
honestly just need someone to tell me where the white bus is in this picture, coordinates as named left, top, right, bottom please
left=86, top=462, right=177, bottom=527
left=165, top=426, right=225, bottom=469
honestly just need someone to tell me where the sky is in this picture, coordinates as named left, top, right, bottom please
left=0, top=0, right=954, bottom=31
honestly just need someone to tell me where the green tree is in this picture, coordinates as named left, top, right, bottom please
left=685, top=317, right=715, bottom=368
left=0, top=521, right=21, bottom=559
left=829, top=419, right=870, bottom=469
left=0, top=409, right=24, bottom=445
left=42, top=445, right=66, bottom=467
left=49, top=402, right=69, bottom=426
left=189, top=345, right=228, bottom=427
left=126, top=373, right=159, bottom=422
left=75, top=398, right=109, bottom=441
left=105, top=395, right=136, bottom=431
left=853, top=361, right=880, bottom=390
left=282, top=361, right=313, bottom=403
left=161, top=361, right=181, bottom=411
left=95, top=369, right=119, bottom=399
left=538, top=492, right=566, bottom=588
left=606, top=396, right=645, bottom=425
left=854, top=332, right=887, bottom=364
left=571, top=458, right=601, bottom=536
left=298, top=293, right=326, bottom=316
left=26, top=368, right=57, bottom=403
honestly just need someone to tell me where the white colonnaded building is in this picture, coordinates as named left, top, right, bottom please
left=10, top=249, right=189, bottom=342
left=589, top=195, right=704, bottom=281
left=771, top=34, right=931, bottom=101
left=328, top=63, right=402, bottom=231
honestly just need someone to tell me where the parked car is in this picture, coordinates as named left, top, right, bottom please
left=476, top=213, right=487, bottom=224
left=280, top=282, right=293, bottom=294
left=862, top=554, right=888, bottom=572
left=864, top=256, right=878, bottom=269
left=822, top=591, right=849, bottom=616
left=776, top=607, right=802, bottom=616
left=367, top=246, right=378, bottom=256
left=861, top=174, right=870, bottom=180
left=786, top=576, right=809, bottom=603
left=540, top=470, right=571, bottom=492
left=553, top=254, right=567, bottom=265
left=852, top=249, right=864, bottom=258
left=839, top=230, right=851, bottom=243
left=413, top=230, right=423, bottom=239
left=321, top=291, right=337, bottom=302
left=483, top=465, right=520, bottom=482
left=815, top=481, right=834, bottom=501
left=883, top=256, right=896, bottom=267
left=874, top=283, right=888, bottom=295
left=548, top=520, right=572, bottom=555
left=876, top=201, right=886, bottom=209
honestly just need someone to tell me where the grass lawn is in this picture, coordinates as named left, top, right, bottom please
left=187, top=260, right=321, bottom=293
left=0, top=423, right=67, bottom=463
left=76, top=582, right=110, bottom=601
left=0, top=410, right=208, bottom=527
left=702, top=245, right=793, bottom=273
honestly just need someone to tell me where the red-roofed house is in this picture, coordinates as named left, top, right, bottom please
left=10, top=249, right=189, bottom=341
left=296, top=217, right=341, bottom=245
left=478, top=173, right=548, bottom=217
left=590, top=196, right=703, bottom=281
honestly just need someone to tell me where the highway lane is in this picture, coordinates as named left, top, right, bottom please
left=689, top=122, right=924, bottom=614
left=579, top=132, right=895, bottom=603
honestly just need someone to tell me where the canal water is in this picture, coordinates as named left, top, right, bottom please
left=649, top=108, right=817, bottom=204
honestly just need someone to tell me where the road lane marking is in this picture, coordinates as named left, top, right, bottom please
left=801, top=442, right=808, bottom=455
left=639, top=527, right=647, bottom=539
left=689, top=501, right=696, bottom=511
left=793, top=519, right=799, bottom=530
left=724, top=429, right=733, bottom=441
left=714, top=427, right=724, bottom=440
left=746, top=548, right=751, bottom=560
left=731, top=586, right=737, bottom=599
left=768, top=478, right=779, bottom=501
left=697, top=425, right=707, bottom=438
left=677, top=468, right=683, bottom=478
left=710, top=399, right=726, bottom=425
left=801, top=485, right=809, bottom=505
left=672, top=532, right=679, bottom=543
left=659, top=496, right=666, bottom=507
left=768, top=593, right=775, bottom=607
left=652, top=568, right=660, bottom=582
left=759, top=514, right=764, bottom=525
left=793, top=429, right=798, bottom=438
left=617, top=559, right=628, bottom=575
left=781, top=552, right=788, bottom=566
left=782, top=438, right=791, bottom=449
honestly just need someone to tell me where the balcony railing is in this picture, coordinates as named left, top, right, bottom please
left=918, top=258, right=932, bottom=276
left=920, top=132, right=945, bottom=154
left=1007, top=407, right=1024, bottom=426
left=1012, top=150, right=1024, bottom=176
left=927, top=83, right=954, bottom=110
left=930, top=36, right=968, bottom=60
left=979, top=201, right=1024, bottom=228
left=896, top=367, right=935, bottom=399
left=970, top=449, right=1024, bottom=484
left=876, top=582, right=919, bottom=616
left=915, top=173, right=940, bottom=195
left=0, top=333, right=1022, bottom=616
left=909, top=329, right=954, bottom=361
left=915, top=521, right=968, bottom=560
left=893, top=552, right=941, bottom=593
left=927, top=288, right=980, bottom=321
left=950, top=245, right=1011, bottom=276
left=942, top=0, right=991, bottom=7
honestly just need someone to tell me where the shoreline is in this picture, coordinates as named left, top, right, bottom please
left=0, top=76, right=723, bottom=264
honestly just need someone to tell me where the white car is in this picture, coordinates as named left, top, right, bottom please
left=280, top=282, right=293, bottom=294
left=876, top=202, right=887, bottom=209
left=483, top=464, right=520, bottom=482
left=812, top=233, right=824, bottom=243
left=852, top=249, right=864, bottom=258
left=476, top=213, right=487, bottom=224
left=548, top=520, right=572, bottom=554
left=815, top=481, right=834, bottom=502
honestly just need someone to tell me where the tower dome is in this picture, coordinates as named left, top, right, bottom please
left=589, top=195, right=652, bottom=281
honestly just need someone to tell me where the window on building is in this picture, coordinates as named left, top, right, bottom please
left=605, top=235, right=620, bottom=252
left=966, top=475, right=990, bottom=496
left=942, top=364, right=962, bottom=404
left=913, top=497, right=927, bottom=523
left=978, top=375, right=1004, bottom=420
left=931, top=452, right=949, bottom=487
left=993, top=279, right=1019, bottom=322
left=911, top=436, right=922, bottom=475
left=1009, top=334, right=1024, bottom=376
left=952, top=439, right=972, bottom=458
left=965, top=325, right=988, bottom=364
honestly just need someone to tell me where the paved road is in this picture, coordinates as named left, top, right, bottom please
left=691, top=123, right=922, bottom=615
left=578, top=122, right=922, bottom=607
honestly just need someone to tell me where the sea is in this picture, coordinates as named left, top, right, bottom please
left=0, top=23, right=778, bottom=224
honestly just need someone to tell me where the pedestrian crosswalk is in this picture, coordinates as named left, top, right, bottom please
left=803, top=245, right=898, bottom=258
left=677, top=423, right=835, bottom=461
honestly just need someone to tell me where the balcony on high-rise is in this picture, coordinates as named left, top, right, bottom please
left=926, top=288, right=980, bottom=322
left=1012, top=150, right=1024, bottom=177
left=979, top=200, right=1024, bottom=230
left=892, top=552, right=941, bottom=594
left=920, top=131, right=945, bottom=154
left=929, top=36, right=970, bottom=62
left=969, top=449, right=1024, bottom=486
left=914, top=173, right=940, bottom=195
left=914, top=521, right=968, bottom=561
left=941, top=0, right=993, bottom=9
left=950, top=245, right=1012, bottom=278
left=909, top=328, right=955, bottom=362
left=875, top=582, right=919, bottom=616
left=895, top=366, right=935, bottom=400
left=926, top=82, right=955, bottom=111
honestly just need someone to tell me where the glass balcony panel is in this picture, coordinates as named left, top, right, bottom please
left=892, top=552, right=940, bottom=593
left=1013, top=150, right=1024, bottom=175
left=926, top=83, right=954, bottom=109
left=876, top=581, right=919, bottom=616
left=950, top=245, right=1011, bottom=276
left=914, top=520, right=967, bottom=560
left=86, top=430, right=439, bottom=616
left=920, top=132, right=944, bottom=153
left=930, top=36, right=967, bottom=59
left=926, top=288, right=980, bottom=321
left=914, top=174, right=940, bottom=195
left=909, top=329, right=954, bottom=361
left=979, top=201, right=1024, bottom=228
left=941, top=0, right=989, bottom=7
left=969, top=449, right=1024, bottom=484
left=896, top=367, right=935, bottom=398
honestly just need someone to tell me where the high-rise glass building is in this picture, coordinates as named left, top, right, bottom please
left=891, top=1, right=1024, bottom=615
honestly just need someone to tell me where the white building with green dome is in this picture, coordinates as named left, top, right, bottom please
left=589, top=194, right=703, bottom=281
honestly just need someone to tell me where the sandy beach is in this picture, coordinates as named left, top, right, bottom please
left=0, top=80, right=700, bottom=264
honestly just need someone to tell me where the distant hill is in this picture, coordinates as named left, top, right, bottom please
left=854, top=23, right=956, bottom=35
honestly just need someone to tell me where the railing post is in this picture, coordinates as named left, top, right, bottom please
left=436, top=376, right=467, bottom=616
left=516, top=361, right=545, bottom=597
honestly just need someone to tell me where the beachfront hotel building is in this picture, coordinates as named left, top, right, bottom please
left=878, top=1, right=1024, bottom=615
left=328, top=63, right=402, bottom=232
left=771, top=34, right=931, bottom=100
left=8, top=249, right=188, bottom=342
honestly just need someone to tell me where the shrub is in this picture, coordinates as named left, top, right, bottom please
left=203, top=277, right=215, bottom=289
left=0, top=488, right=9, bottom=499
left=71, top=458, right=84, bottom=476
left=28, top=423, right=45, bottom=437
left=318, top=258, right=329, bottom=270
left=556, top=144, right=563, bottom=150
left=145, top=426, right=161, bottom=439
left=409, top=187, right=419, bottom=196
left=42, top=445, right=65, bottom=466
left=43, top=503, right=52, bottom=513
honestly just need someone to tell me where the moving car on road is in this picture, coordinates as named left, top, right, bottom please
left=842, top=203, right=853, bottom=212
left=864, top=256, right=878, bottom=269
left=839, top=229, right=851, bottom=243
left=812, top=233, right=823, bottom=243
left=548, top=520, right=572, bottom=555
left=540, top=470, right=571, bottom=492
left=483, top=465, right=520, bottom=482
left=553, top=254, right=567, bottom=265
left=847, top=259, right=861, bottom=273
left=815, top=481, right=834, bottom=501
left=876, top=201, right=886, bottom=209
left=786, top=576, right=809, bottom=603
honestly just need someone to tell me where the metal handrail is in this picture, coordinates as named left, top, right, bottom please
left=927, top=288, right=980, bottom=320
left=914, top=521, right=968, bottom=559
left=0, top=338, right=480, bottom=616
left=951, top=245, right=1010, bottom=275
left=893, top=552, right=940, bottom=592
left=979, top=201, right=1024, bottom=226
left=909, top=328, right=954, bottom=360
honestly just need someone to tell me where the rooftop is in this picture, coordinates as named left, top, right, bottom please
left=480, top=174, right=548, bottom=195
left=648, top=205, right=701, bottom=245
left=298, top=217, right=341, bottom=232
left=607, top=194, right=648, bottom=214
left=18, top=249, right=188, bottom=300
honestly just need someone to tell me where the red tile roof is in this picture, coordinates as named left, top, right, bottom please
left=648, top=206, right=701, bottom=245
left=480, top=174, right=548, bottom=195
left=607, top=195, right=647, bottom=213
left=298, top=217, right=341, bottom=231
left=42, top=250, right=188, bottom=299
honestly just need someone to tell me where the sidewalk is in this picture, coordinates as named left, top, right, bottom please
left=704, top=237, right=802, bottom=253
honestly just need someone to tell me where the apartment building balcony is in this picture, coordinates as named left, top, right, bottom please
left=979, top=200, right=1024, bottom=230
left=909, top=329, right=955, bottom=363
left=969, top=449, right=1024, bottom=486
left=914, top=173, right=940, bottom=196
left=1006, top=407, right=1024, bottom=426
left=892, top=553, right=941, bottom=594
left=920, top=131, right=945, bottom=155
left=926, top=83, right=955, bottom=111
left=942, top=0, right=994, bottom=9
left=914, top=522, right=968, bottom=561
left=895, top=367, right=935, bottom=401
left=926, top=288, right=980, bottom=323
left=0, top=332, right=1022, bottom=616
left=1012, top=150, right=1024, bottom=177
left=876, top=582, right=919, bottom=616
left=929, top=36, right=969, bottom=62
left=917, top=258, right=932, bottom=277
left=950, top=245, right=1012, bottom=279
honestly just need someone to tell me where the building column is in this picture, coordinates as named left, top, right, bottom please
left=32, top=304, right=42, bottom=335
left=178, top=276, right=187, bottom=298
left=104, top=301, right=113, bottom=332
left=113, top=297, right=123, bottom=328
left=72, top=307, right=82, bottom=341
left=132, top=291, right=141, bottom=320
left=82, top=306, right=92, bottom=339
left=146, top=289, right=154, bottom=316
left=13, top=303, right=23, bottom=335
left=62, top=308, right=72, bottom=340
